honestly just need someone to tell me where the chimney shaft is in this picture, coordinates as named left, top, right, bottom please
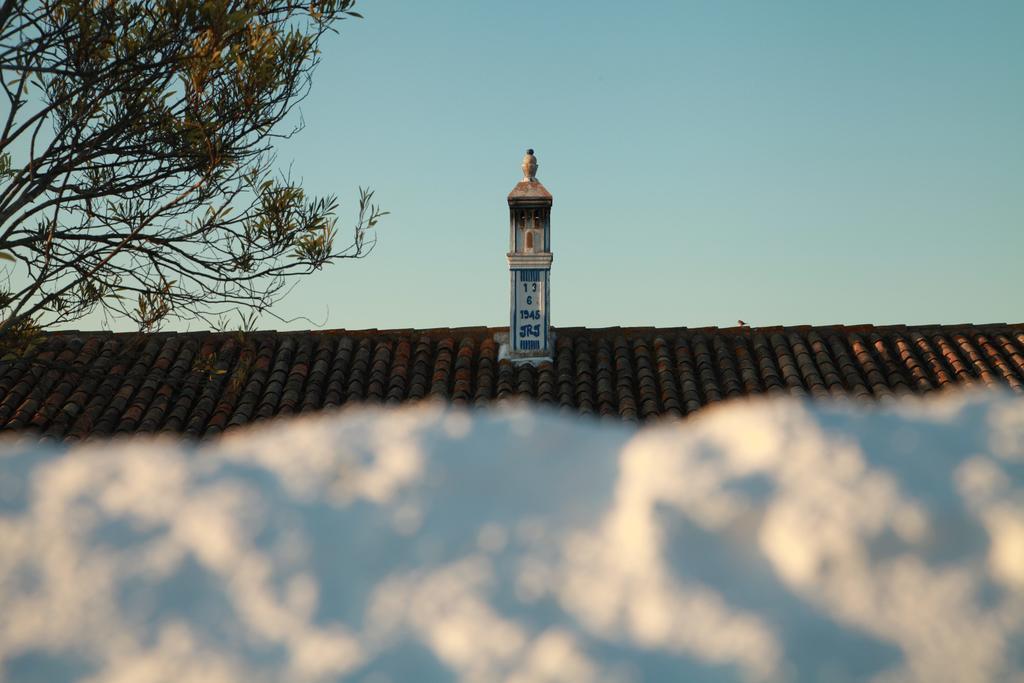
left=506, top=149, right=554, bottom=362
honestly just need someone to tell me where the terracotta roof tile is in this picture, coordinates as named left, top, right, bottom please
left=409, top=337, right=432, bottom=401
left=345, top=338, right=371, bottom=403
left=825, top=334, right=871, bottom=401
left=976, top=333, right=1023, bottom=392
left=4, top=323, right=1023, bottom=439
left=472, top=338, right=497, bottom=407
left=711, top=336, right=743, bottom=398
left=769, top=333, right=807, bottom=398
left=227, top=336, right=274, bottom=427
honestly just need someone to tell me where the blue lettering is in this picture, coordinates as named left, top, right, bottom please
left=518, top=324, right=542, bottom=339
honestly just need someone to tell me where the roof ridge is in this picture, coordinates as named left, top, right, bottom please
left=42, top=321, right=1024, bottom=338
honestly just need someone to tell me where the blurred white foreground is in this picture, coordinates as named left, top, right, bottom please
left=1, top=392, right=1023, bottom=683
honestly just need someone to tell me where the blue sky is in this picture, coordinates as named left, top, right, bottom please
left=218, top=2, right=1023, bottom=330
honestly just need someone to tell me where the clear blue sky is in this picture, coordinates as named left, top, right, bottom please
left=224, top=2, right=1024, bottom=330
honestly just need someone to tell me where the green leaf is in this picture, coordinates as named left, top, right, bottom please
left=0, top=252, right=15, bottom=262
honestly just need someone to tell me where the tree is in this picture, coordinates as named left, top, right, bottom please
left=0, top=0, right=385, bottom=348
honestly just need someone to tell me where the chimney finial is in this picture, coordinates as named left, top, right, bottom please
left=522, top=148, right=538, bottom=182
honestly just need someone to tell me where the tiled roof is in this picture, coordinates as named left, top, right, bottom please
left=1, top=323, right=1022, bottom=440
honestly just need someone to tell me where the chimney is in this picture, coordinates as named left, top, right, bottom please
left=503, top=149, right=554, bottom=363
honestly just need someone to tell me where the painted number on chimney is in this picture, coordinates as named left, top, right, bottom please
left=514, top=270, right=545, bottom=351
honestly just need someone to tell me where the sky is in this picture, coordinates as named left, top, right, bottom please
left=96, top=1, right=1024, bottom=331
left=5, top=392, right=1024, bottom=680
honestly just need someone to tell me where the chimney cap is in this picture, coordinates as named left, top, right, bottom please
left=509, top=149, right=551, bottom=204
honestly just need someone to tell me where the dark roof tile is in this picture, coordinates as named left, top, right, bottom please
left=5, top=323, right=1022, bottom=438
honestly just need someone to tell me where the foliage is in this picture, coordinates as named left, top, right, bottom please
left=0, top=0, right=385, bottom=346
